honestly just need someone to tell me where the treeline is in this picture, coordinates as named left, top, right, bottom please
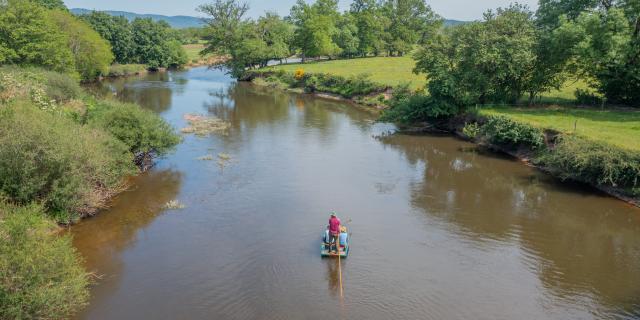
left=383, top=0, right=640, bottom=124
left=199, top=0, right=441, bottom=76
left=0, top=0, right=188, bottom=81
left=78, top=11, right=188, bottom=70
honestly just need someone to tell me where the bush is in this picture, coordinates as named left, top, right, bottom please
left=0, top=202, right=89, bottom=319
left=380, top=91, right=459, bottom=124
left=107, top=64, right=148, bottom=77
left=301, top=73, right=384, bottom=98
left=536, top=136, right=640, bottom=192
left=0, top=102, right=134, bottom=222
left=0, top=66, right=81, bottom=105
left=87, top=100, right=181, bottom=157
left=480, top=115, right=545, bottom=149
left=462, top=122, right=481, bottom=139
left=43, top=71, right=82, bottom=103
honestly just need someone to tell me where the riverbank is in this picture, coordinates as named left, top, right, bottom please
left=247, top=69, right=640, bottom=207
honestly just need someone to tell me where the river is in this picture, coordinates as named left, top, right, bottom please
left=72, top=67, right=640, bottom=320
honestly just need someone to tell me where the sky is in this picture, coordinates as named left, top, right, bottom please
left=63, top=0, right=540, bottom=21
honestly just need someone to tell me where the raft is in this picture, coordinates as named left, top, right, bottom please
left=321, top=228, right=350, bottom=258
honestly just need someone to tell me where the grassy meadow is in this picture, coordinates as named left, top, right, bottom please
left=479, top=106, right=640, bottom=152
left=268, top=56, right=427, bottom=89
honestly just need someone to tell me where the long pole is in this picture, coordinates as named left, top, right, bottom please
left=337, top=234, right=343, bottom=298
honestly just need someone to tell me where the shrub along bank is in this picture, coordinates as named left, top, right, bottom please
left=460, top=115, right=640, bottom=201
left=0, top=66, right=180, bottom=318
left=247, top=69, right=389, bottom=107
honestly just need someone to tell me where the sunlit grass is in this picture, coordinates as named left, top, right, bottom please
left=182, top=44, right=207, bottom=62
left=267, top=56, right=427, bottom=89
left=479, top=106, right=640, bottom=151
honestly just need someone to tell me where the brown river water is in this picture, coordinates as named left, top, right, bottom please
left=71, top=67, right=640, bottom=320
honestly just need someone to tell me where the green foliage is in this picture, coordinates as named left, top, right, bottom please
left=537, top=136, right=640, bottom=192
left=199, top=1, right=294, bottom=76
left=382, top=0, right=442, bottom=56
left=462, top=122, right=481, bottom=139
left=415, top=5, right=539, bottom=106
left=380, top=91, right=459, bottom=123
left=301, top=73, right=384, bottom=98
left=43, top=71, right=83, bottom=103
left=107, top=64, right=147, bottom=77
left=166, top=40, right=189, bottom=67
left=480, top=115, right=545, bottom=149
left=350, top=0, right=387, bottom=56
left=87, top=100, right=181, bottom=157
left=564, top=7, right=640, bottom=105
left=30, top=0, right=67, bottom=10
left=78, top=11, right=136, bottom=64
left=0, top=0, right=75, bottom=74
left=50, top=10, right=114, bottom=80
left=0, top=66, right=81, bottom=106
left=290, top=0, right=342, bottom=59
left=0, top=202, right=89, bottom=319
left=0, top=101, right=134, bottom=222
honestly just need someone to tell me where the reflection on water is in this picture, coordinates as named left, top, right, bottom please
left=73, top=67, right=640, bottom=320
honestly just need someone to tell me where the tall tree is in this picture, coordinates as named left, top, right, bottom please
left=414, top=5, right=539, bottom=105
left=350, top=0, right=387, bottom=56
left=290, top=0, right=341, bottom=61
left=0, top=0, right=74, bottom=73
left=79, top=12, right=136, bottom=64
left=382, top=0, right=441, bottom=56
left=50, top=10, right=114, bottom=80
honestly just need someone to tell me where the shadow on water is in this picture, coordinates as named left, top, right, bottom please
left=69, top=169, right=182, bottom=318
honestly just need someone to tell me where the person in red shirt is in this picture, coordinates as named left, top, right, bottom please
left=328, top=212, right=341, bottom=254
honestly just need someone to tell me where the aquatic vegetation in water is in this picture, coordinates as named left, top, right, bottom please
left=164, top=200, right=186, bottom=210
left=197, top=154, right=214, bottom=161
left=217, top=153, right=232, bottom=169
left=181, top=113, right=230, bottom=136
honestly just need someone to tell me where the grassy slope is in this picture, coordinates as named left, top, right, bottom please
left=479, top=106, right=640, bottom=152
left=268, top=56, right=427, bottom=89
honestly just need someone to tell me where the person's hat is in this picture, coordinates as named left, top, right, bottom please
left=330, top=212, right=336, bottom=217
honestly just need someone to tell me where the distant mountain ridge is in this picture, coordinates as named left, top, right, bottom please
left=71, top=8, right=467, bottom=29
left=70, top=8, right=205, bottom=29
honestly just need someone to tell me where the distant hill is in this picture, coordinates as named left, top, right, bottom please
left=70, top=8, right=467, bottom=30
left=444, top=19, right=468, bottom=27
left=70, top=8, right=205, bottom=29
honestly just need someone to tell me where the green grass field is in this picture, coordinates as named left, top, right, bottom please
left=479, top=106, right=640, bottom=151
left=268, top=56, right=427, bottom=89
left=182, top=44, right=207, bottom=62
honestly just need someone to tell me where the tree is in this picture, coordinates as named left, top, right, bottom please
left=199, top=1, right=297, bottom=75
left=290, top=0, right=341, bottom=60
left=198, top=0, right=249, bottom=58
left=414, top=5, right=539, bottom=105
left=0, top=0, right=74, bottom=74
left=566, top=7, right=640, bottom=105
left=30, top=0, right=67, bottom=10
left=539, top=0, right=640, bottom=105
left=257, top=12, right=294, bottom=63
left=131, top=18, right=187, bottom=69
left=79, top=12, right=136, bottom=64
left=350, top=0, right=387, bottom=56
left=49, top=10, right=114, bottom=80
left=334, top=13, right=360, bottom=58
left=382, top=0, right=441, bottom=56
